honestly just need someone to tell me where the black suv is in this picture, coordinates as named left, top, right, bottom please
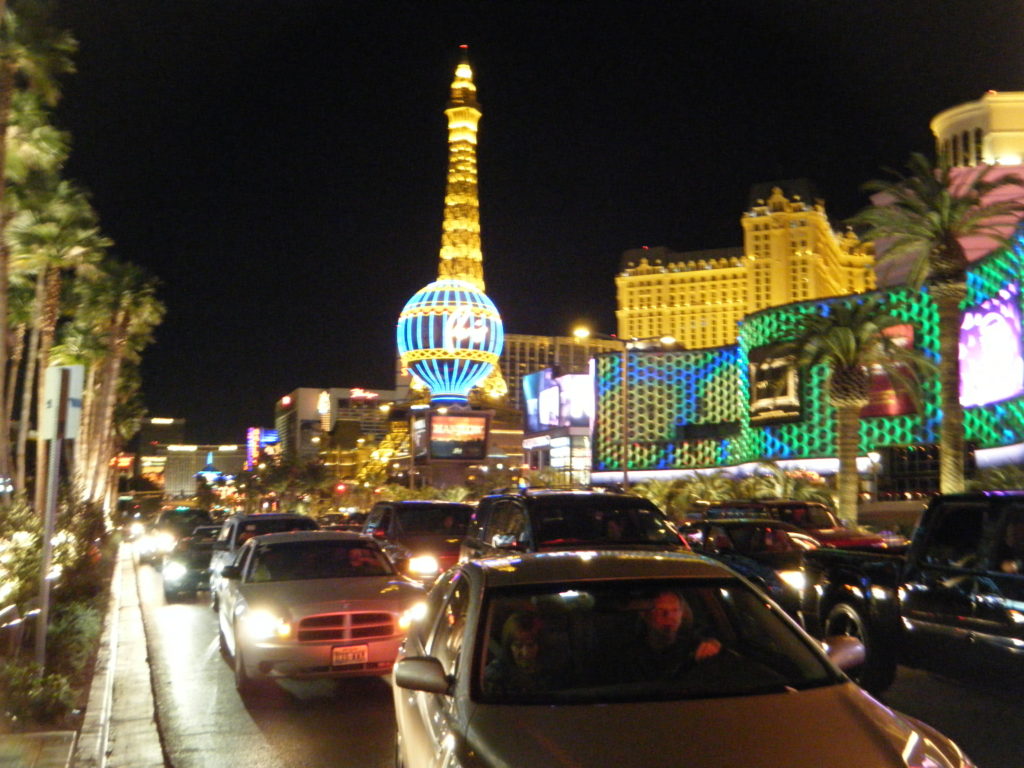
left=363, top=500, right=473, bottom=582
left=460, top=489, right=687, bottom=561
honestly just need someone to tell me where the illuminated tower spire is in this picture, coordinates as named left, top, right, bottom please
left=438, top=46, right=485, bottom=291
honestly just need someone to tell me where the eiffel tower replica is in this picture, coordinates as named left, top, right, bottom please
left=433, top=46, right=508, bottom=406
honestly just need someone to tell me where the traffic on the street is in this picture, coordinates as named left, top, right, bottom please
left=129, top=502, right=1024, bottom=768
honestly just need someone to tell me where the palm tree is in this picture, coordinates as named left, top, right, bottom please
left=65, top=259, right=163, bottom=504
left=791, top=297, right=935, bottom=524
left=7, top=177, right=108, bottom=510
left=736, top=461, right=835, bottom=508
left=0, top=3, right=76, bottom=485
left=851, top=153, right=1024, bottom=493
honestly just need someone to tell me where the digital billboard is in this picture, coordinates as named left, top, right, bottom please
left=861, top=324, right=917, bottom=417
left=960, top=282, right=1024, bottom=407
left=748, top=343, right=800, bottom=424
left=523, top=369, right=595, bottom=435
left=429, top=413, right=489, bottom=460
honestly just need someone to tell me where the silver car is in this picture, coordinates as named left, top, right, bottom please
left=216, top=530, right=425, bottom=699
left=393, top=551, right=974, bottom=768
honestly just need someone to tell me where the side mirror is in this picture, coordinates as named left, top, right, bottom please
left=492, top=534, right=520, bottom=549
left=221, top=565, right=242, bottom=581
left=822, top=635, right=866, bottom=672
left=393, top=656, right=452, bottom=695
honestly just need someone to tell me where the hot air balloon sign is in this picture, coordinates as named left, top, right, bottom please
left=397, top=279, right=504, bottom=405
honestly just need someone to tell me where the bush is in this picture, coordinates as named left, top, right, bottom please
left=45, top=600, right=103, bottom=682
left=0, top=660, right=74, bottom=725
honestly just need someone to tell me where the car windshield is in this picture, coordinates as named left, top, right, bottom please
left=395, top=505, right=471, bottom=535
left=246, top=540, right=393, bottom=582
left=770, top=505, right=837, bottom=529
left=475, top=577, right=839, bottom=705
left=236, top=516, right=318, bottom=545
left=159, top=510, right=213, bottom=535
left=529, top=498, right=679, bottom=546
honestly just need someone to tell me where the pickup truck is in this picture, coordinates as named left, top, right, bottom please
left=801, top=491, right=1024, bottom=694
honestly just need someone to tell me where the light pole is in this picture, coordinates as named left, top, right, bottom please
left=573, top=327, right=676, bottom=490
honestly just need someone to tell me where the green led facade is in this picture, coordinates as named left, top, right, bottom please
left=593, top=227, right=1024, bottom=473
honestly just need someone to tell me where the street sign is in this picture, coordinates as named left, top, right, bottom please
left=41, top=365, right=84, bottom=440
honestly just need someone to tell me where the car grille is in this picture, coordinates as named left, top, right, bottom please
left=297, top=612, right=395, bottom=643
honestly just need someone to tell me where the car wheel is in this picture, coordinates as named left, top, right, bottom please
left=218, top=621, right=230, bottom=656
left=824, top=601, right=896, bottom=694
left=234, top=627, right=257, bottom=698
left=163, top=586, right=178, bottom=603
left=209, top=587, right=219, bottom=612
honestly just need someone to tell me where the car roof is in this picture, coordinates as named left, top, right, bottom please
left=465, top=550, right=733, bottom=588
left=227, top=512, right=313, bottom=522
left=484, top=489, right=654, bottom=503
left=247, top=530, right=373, bottom=546
left=683, top=517, right=808, bottom=532
left=376, top=500, right=473, bottom=508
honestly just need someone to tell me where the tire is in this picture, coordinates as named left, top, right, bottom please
left=163, top=586, right=179, bottom=603
left=218, top=622, right=229, bottom=656
left=824, top=601, right=896, bottom=694
left=209, top=585, right=219, bottom=612
left=234, top=627, right=258, bottom=699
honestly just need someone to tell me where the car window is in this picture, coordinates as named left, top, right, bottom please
left=364, top=507, right=388, bottom=534
left=217, top=522, right=233, bottom=544
left=428, top=573, right=471, bottom=676
left=247, top=540, right=393, bottom=582
left=919, top=502, right=999, bottom=568
left=474, top=578, right=837, bottom=704
left=989, top=505, right=1024, bottom=573
left=530, top=498, right=679, bottom=546
left=394, top=505, right=471, bottom=535
left=485, top=501, right=528, bottom=547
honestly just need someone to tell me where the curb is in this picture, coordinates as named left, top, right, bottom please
left=73, top=545, right=164, bottom=768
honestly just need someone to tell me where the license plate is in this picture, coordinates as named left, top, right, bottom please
left=332, top=645, right=368, bottom=666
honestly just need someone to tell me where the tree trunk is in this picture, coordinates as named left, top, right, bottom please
left=15, top=273, right=46, bottom=493
left=0, top=53, right=15, bottom=490
left=932, top=283, right=967, bottom=494
left=834, top=402, right=864, bottom=526
left=4, top=323, right=25, bottom=451
left=73, top=362, right=97, bottom=492
left=33, top=267, right=61, bottom=515
left=88, top=312, right=129, bottom=505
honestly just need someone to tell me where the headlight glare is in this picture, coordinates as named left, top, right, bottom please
left=407, top=555, right=440, bottom=578
left=156, top=532, right=177, bottom=553
left=244, top=609, right=291, bottom=640
left=399, top=600, right=429, bottom=631
left=778, top=569, right=806, bottom=591
left=163, top=561, right=188, bottom=583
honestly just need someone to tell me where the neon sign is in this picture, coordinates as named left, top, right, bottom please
left=960, top=282, right=1024, bottom=407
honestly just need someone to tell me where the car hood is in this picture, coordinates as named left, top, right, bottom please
left=464, top=683, right=965, bottom=768
left=813, top=528, right=887, bottom=548
left=240, top=577, right=422, bottom=615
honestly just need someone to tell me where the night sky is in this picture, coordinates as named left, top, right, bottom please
left=48, top=0, right=1024, bottom=443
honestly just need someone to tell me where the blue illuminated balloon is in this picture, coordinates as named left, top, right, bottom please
left=397, top=279, right=504, bottom=405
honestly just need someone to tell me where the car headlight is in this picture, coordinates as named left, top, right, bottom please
left=407, top=555, right=440, bottom=578
left=137, top=535, right=156, bottom=554
left=129, top=521, right=146, bottom=538
left=163, top=561, right=188, bottom=583
left=398, top=600, right=428, bottom=631
left=156, top=532, right=177, bottom=553
left=243, top=609, right=291, bottom=641
left=778, top=569, right=806, bottom=591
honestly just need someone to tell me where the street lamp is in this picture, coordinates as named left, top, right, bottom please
left=573, top=327, right=676, bottom=490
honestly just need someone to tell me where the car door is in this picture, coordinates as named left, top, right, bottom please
left=968, top=503, right=1024, bottom=676
left=419, top=572, right=473, bottom=767
left=899, top=500, right=1000, bottom=672
left=218, top=542, right=254, bottom=653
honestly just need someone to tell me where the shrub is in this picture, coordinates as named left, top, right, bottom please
left=45, top=600, right=103, bottom=682
left=0, top=660, right=74, bottom=725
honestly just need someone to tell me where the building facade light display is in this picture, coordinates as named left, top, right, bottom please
left=396, top=278, right=504, bottom=405
left=592, top=225, right=1024, bottom=478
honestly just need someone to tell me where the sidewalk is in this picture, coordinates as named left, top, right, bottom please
left=74, top=544, right=164, bottom=768
left=1, top=544, right=164, bottom=768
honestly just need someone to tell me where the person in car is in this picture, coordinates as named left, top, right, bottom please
left=623, top=590, right=722, bottom=681
left=483, top=612, right=560, bottom=695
